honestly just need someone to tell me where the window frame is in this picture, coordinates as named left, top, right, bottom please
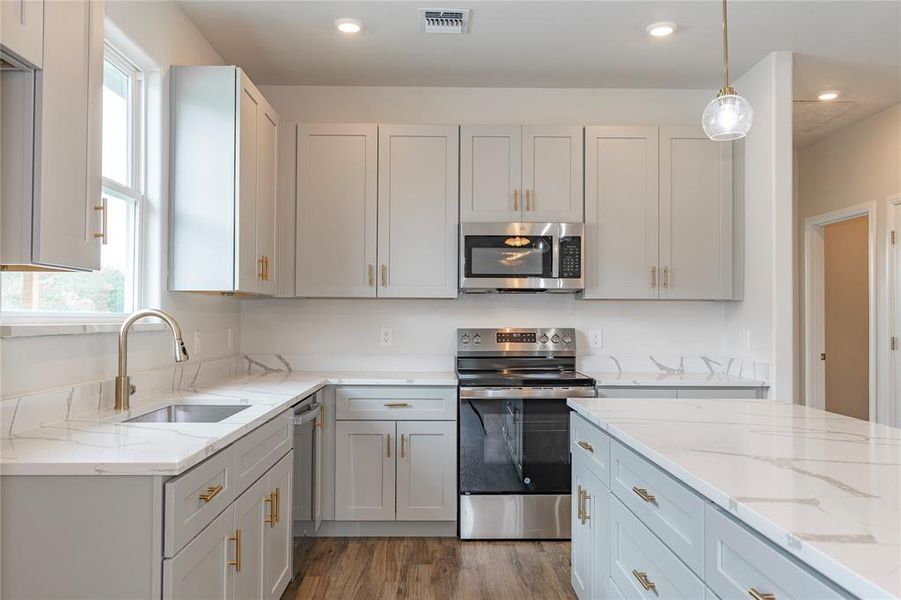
left=0, top=41, right=146, bottom=323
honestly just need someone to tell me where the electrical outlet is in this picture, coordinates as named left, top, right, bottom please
left=227, top=327, right=234, bottom=350
left=741, top=330, right=751, bottom=351
left=590, top=329, right=603, bottom=349
left=193, top=331, right=203, bottom=356
left=379, top=327, right=393, bottom=347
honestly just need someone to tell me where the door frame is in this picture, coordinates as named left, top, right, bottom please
left=885, top=194, right=901, bottom=426
left=803, top=202, right=877, bottom=415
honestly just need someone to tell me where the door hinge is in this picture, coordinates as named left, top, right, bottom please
left=892, top=336, right=898, bottom=351
left=820, top=352, right=826, bottom=361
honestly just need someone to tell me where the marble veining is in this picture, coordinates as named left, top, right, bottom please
left=568, top=397, right=901, bottom=599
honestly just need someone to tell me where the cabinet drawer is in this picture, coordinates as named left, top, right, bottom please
left=570, top=413, right=611, bottom=486
left=233, top=409, right=293, bottom=494
left=336, top=386, right=456, bottom=420
left=705, top=506, right=847, bottom=600
left=611, top=441, right=705, bottom=575
left=610, top=497, right=705, bottom=600
left=164, top=446, right=237, bottom=558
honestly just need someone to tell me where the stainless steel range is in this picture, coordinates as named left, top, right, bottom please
left=456, top=327, right=596, bottom=540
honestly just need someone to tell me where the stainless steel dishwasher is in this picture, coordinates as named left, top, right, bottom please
left=292, top=391, right=322, bottom=573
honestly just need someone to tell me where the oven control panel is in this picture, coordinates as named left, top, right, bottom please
left=457, top=328, right=576, bottom=352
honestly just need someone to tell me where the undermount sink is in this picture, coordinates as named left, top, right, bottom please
left=125, top=404, right=250, bottom=423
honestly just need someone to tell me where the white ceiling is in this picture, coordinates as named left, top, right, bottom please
left=176, top=0, right=901, bottom=141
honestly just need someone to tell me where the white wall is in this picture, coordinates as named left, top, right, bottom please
left=242, top=84, right=738, bottom=371
left=797, top=102, right=901, bottom=423
left=722, top=52, right=795, bottom=401
left=0, top=1, right=240, bottom=397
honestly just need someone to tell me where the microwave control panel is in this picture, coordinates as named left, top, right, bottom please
left=559, top=237, right=582, bottom=279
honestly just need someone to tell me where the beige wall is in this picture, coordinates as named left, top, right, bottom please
left=797, top=102, right=901, bottom=423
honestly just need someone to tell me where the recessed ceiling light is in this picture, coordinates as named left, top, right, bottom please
left=335, top=18, right=362, bottom=34
left=817, top=90, right=840, bottom=101
left=646, top=22, right=677, bottom=37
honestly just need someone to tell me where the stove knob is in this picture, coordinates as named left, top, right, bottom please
left=562, top=334, right=573, bottom=344
left=538, top=333, right=549, bottom=344
left=551, top=334, right=561, bottom=344
left=472, top=334, right=482, bottom=345
left=461, top=334, right=470, bottom=344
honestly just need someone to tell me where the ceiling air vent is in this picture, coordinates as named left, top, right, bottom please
left=420, top=9, right=471, bottom=34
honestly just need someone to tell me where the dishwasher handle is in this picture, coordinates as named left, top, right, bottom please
left=293, top=403, right=321, bottom=426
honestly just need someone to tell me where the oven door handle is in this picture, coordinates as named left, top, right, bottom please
left=459, top=387, right=596, bottom=399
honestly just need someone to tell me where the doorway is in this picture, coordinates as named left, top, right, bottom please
left=804, top=204, right=876, bottom=419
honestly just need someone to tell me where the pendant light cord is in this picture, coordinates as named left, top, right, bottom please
left=721, top=0, right=732, bottom=93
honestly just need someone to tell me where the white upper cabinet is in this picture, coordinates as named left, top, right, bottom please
left=461, top=124, right=584, bottom=223
left=1, top=0, right=103, bottom=271
left=377, top=124, right=459, bottom=298
left=1, top=0, right=43, bottom=67
left=659, top=126, right=734, bottom=300
left=170, top=66, right=279, bottom=294
left=583, top=125, right=738, bottom=301
left=296, top=123, right=378, bottom=298
left=584, top=126, right=659, bottom=299
left=460, top=125, right=522, bottom=222
left=522, top=125, right=584, bottom=222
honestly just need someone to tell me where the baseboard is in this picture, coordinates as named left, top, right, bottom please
left=309, top=520, right=457, bottom=537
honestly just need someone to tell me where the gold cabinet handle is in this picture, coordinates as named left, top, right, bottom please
left=198, top=484, right=223, bottom=503
left=663, top=266, right=670, bottom=288
left=368, top=264, right=375, bottom=287
left=228, top=529, right=242, bottom=571
left=384, top=401, right=410, bottom=408
left=380, top=264, right=388, bottom=287
left=93, top=198, right=108, bottom=244
left=632, top=486, right=657, bottom=503
left=513, top=189, right=520, bottom=211
left=577, top=440, right=594, bottom=453
left=265, top=492, right=276, bottom=526
left=274, top=487, right=280, bottom=524
left=749, top=590, right=776, bottom=600
left=525, top=189, right=532, bottom=211
left=400, top=434, right=406, bottom=458
left=264, top=256, right=270, bottom=281
left=576, top=485, right=584, bottom=521
left=651, top=266, right=657, bottom=288
left=387, top=433, right=392, bottom=458
left=632, top=570, right=656, bottom=592
left=259, top=257, right=266, bottom=280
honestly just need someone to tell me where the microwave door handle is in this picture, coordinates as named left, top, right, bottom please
left=551, top=233, right=560, bottom=279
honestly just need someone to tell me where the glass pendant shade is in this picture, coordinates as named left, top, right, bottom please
left=702, top=93, right=754, bottom=141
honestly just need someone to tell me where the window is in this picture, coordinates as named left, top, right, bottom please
left=1, top=43, right=144, bottom=317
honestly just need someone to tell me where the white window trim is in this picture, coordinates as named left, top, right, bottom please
left=0, top=41, right=147, bottom=328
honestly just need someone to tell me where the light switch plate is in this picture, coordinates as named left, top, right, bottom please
left=590, top=329, right=603, bottom=349
left=379, top=327, right=393, bottom=347
left=741, top=330, right=751, bottom=351
left=193, top=331, right=203, bottom=356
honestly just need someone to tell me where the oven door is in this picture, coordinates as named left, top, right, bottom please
left=459, top=390, right=572, bottom=495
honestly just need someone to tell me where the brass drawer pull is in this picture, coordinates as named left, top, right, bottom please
left=228, top=529, right=242, bottom=571
left=663, top=266, right=670, bottom=288
left=265, top=492, right=275, bottom=526
left=577, top=440, right=594, bottom=453
left=580, top=490, right=591, bottom=524
left=651, top=266, right=657, bottom=288
left=273, top=488, right=280, bottom=524
left=368, top=264, right=375, bottom=287
left=632, top=570, right=656, bottom=592
left=749, top=589, right=776, bottom=600
left=387, top=433, right=392, bottom=458
left=93, top=198, right=108, bottom=244
left=576, top=485, right=584, bottom=521
left=525, top=189, right=532, bottom=211
left=384, top=401, right=410, bottom=408
left=381, top=264, right=388, bottom=287
left=513, top=189, right=520, bottom=211
left=632, top=486, right=657, bottom=503
left=400, top=434, right=406, bottom=458
left=199, top=484, right=223, bottom=503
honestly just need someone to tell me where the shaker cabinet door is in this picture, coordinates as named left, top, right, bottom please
left=163, top=505, right=235, bottom=600
left=460, top=125, right=522, bottom=222
left=236, top=78, right=260, bottom=293
left=296, top=123, right=378, bottom=298
left=255, top=102, right=279, bottom=296
left=335, top=420, right=396, bottom=521
left=522, top=125, right=584, bottom=222
left=1, top=0, right=43, bottom=67
left=377, top=124, right=459, bottom=298
left=264, top=451, right=293, bottom=600
left=395, top=421, right=456, bottom=521
left=584, top=126, right=659, bottom=299
left=232, top=475, right=269, bottom=600
left=32, top=0, right=104, bottom=271
left=659, top=126, right=734, bottom=300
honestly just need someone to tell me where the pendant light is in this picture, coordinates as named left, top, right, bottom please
left=702, top=0, right=754, bottom=140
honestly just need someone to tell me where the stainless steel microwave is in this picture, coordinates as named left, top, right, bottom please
left=459, top=222, right=584, bottom=292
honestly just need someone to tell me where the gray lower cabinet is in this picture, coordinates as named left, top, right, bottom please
left=570, top=413, right=851, bottom=600
left=597, top=386, right=766, bottom=399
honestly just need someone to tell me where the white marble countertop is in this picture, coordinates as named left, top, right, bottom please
left=0, top=370, right=457, bottom=477
left=589, top=371, right=767, bottom=387
left=568, top=397, right=901, bottom=599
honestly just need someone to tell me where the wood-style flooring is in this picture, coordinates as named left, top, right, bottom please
left=282, top=537, right=577, bottom=600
